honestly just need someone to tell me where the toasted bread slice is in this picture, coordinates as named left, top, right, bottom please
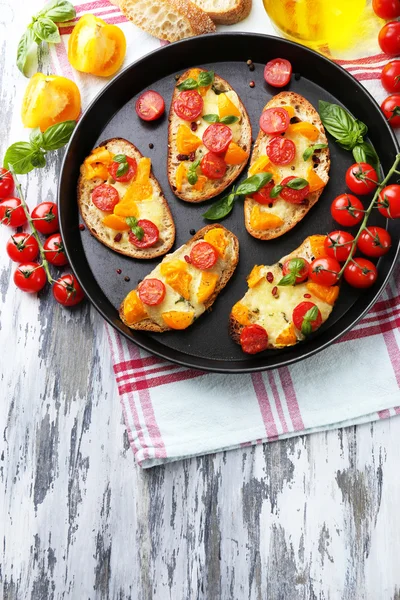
left=78, top=138, right=175, bottom=260
left=120, top=0, right=216, bottom=42
left=168, top=69, right=252, bottom=202
left=191, top=0, right=252, bottom=23
left=120, top=224, right=239, bottom=332
left=230, top=235, right=340, bottom=351
left=244, top=92, right=330, bottom=240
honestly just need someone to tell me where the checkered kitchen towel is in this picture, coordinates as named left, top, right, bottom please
left=48, top=0, right=400, bottom=467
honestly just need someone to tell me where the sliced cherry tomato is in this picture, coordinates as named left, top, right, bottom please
left=259, top=108, right=290, bottom=135
left=373, top=0, right=400, bottom=19
left=135, top=90, right=165, bottom=121
left=53, top=274, right=85, bottom=306
left=324, top=230, right=355, bottom=262
left=309, top=257, right=341, bottom=286
left=264, top=58, right=292, bottom=88
left=6, top=233, right=39, bottom=262
left=381, top=94, right=400, bottom=127
left=344, top=258, right=378, bottom=288
left=0, top=168, right=14, bottom=199
left=190, top=241, right=218, bottom=270
left=251, top=181, right=276, bottom=205
left=293, top=301, right=322, bottom=335
left=331, top=193, right=364, bottom=226
left=381, top=61, right=400, bottom=93
left=378, top=184, right=400, bottom=218
left=240, top=324, right=269, bottom=354
left=92, top=183, right=120, bottom=211
left=200, top=152, right=227, bottom=180
left=279, top=176, right=310, bottom=204
left=108, top=156, right=137, bottom=183
left=14, top=262, right=47, bottom=293
left=128, top=219, right=159, bottom=248
left=173, top=90, right=203, bottom=121
left=138, top=278, right=166, bottom=306
left=281, top=257, right=309, bottom=284
left=31, top=202, right=59, bottom=234
left=202, top=123, right=232, bottom=155
left=43, top=233, right=68, bottom=266
left=378, top=21, right=400, bottom=56
left=357, top=226, right=391, bottom=257
left=0, top=197, right=27, bottom=228
left=266, top=136, right=296, bottom=165
left=345, top=163, right=379, bottom=195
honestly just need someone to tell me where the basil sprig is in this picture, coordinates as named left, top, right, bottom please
left=318, top=100, right=380, bottom=172
left=202, top=114, right=239, bottom=125
left=17, top=0, right=76, bottom=76
left=177, top=71, right=215, bottom=91
left=203, top=172, right=273, bottom=220
left=113, top=154, right=129, bottom=178
left=301, top=306, right=319, bottom=336
left=278, top=258, right=307, bottom=286
left=3, top=120, right=76, bottom=174
left=187, top=159, right=201, bottom=185
left=303, top=143, right=328, bottom=161
left=270, top=177, right=308, bottom=199
left=126, top=216, right=144, bottom=240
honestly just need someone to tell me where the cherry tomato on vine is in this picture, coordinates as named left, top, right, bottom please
left=378, top=184, right=400, bottom=218
left=378, top=21, right=400, bottom=56
left=324, top=231, right=355, bottom=262
left=43, top=233, right=68, bottom=266
left=381, top=94, right=400, bottom=127
left=357, top=227, right=392, bottom=257
left=14, top=262, right=47, bottom=293
left=0, top=168, right=14, bottom=199
left=0, top=197, right=27, bottom=228
left=6, top=233, right=39, bottom=262
left=373, top=0, right=400, bottom=19
left=31, top=202, right=59, bottom=234
left=53, top=274, right=85, bottom=306
left=381, top=61, right=400, bottom=93
left=309, top=257, right=341, bottom=286
left=344, top=258, right=378, bottom=288
left=331, top=194, right=364, bottom=226
left=345, top=163, right=379, bottom=195
left=240, top=324, right=269, bottom=354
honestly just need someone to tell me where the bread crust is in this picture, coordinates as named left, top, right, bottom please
left=191, top=0, right=252, bottom=24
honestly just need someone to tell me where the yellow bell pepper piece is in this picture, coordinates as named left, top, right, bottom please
left=113, top=200, right=139, bottom=218
left=175, top=163, right=187, bottom=193
left=218, top=93, right=241, bottom=119
left=186, top=68, right=210, bottom=96
left=247, top=265, right=265, bottom=288
left=307, top=167, right=326, bottom=192
left=287, top=122, right=320, bottom=141
left=84, top=163, right=109, bottom=180
left=123, top=291, right=148, bottom=325
left=306, top=282, right=339, bottom=305
left=193, top=175, right=207, bottom=191
left=162, top=311, right=194, bottom=330
left=160, top=260, right=192, bottom=300
left=275, top=323, right=297, bottom=347
left=308, top=235, right=327, bottom=259
left=204, top=228, right=227, bottom=258
left=120, top=158, right=153, bottom=202
left=280, top=105, right=295, bottom=118
left=248, top=156, right=272, bottom=177
left=85, top=147, right=113, bottom=165
left=102, top=214, right=130, bottom=231
left=224, top=142, right=248, bottom=165
left=250, top=206, right=284, bottom=230
left=176, top=125, right=202, bottom=154
left=231, top=302, right=251, bottom=326
left=197, top=272, right=219, bottom=303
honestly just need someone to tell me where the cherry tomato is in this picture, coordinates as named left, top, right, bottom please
left=264, top=58, right=292, bottom=88
left=331, top=193, right=364, bottom=226
left=92, top=183, right=120, bottom=211
left=53, top=274, right=85, bottom=306
left=357, top=226, right=392, bottom=257
left=345, top=163, right=379, bottom=195
left=43, top=233, right=68, bottom=266
left=373, top=0, right=400, bottom=19
left=0, top=168, right=14, bottom=199
left=279, top=176, right=310, bottom=203
left=309, top=257, right=341, bottom=286
left=0, top=197, right=27, bottom=228
left=378, top=184, right=400, bottom=218
left=108, top=156, right=137, bottom=183
left=200, top=152, right=227, bottom=180
left=202, top=123, right=232, bottom=155
left=128, top=219, right=159, bottom=248
left=259, top=108, right=290, bottom=135
left=378, top=21, right=400, bottom=56
left=190, top=241, right=218, bottom=270
left=324, top=230, right=355, bottom=262
left=14, top=262, right=47, bottom=293
left=266, top=136, right=296, bottom=165
left=31, top=202, right=59, bottom=235
left=293, top=301, right=322, bottom=335
left=173, top=90, right=203, bottom=121
left=138, top=278, right=166, bottom=306
left=381, top=94, right=400, bottom=127
left=381, top=60, right=400, bottom=93
left=282, top=257, right=309, bottom=283
left=251, top=181, right=276, bottom=205
left=344, top=258, right=378, bottom=288
left=240, top=324, right=269, bottom=354
left=135, top=90, right=165, bottom=121
left=6, top=233, right=39, bottom=262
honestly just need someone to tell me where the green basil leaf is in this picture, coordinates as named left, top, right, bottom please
left=32, top=17, right=60, bottom=43
left=336, top=129, right=361, bottom=151
left=202, top=193, right=236, bottom=220
left=37, top=0, right=76, bottom=22
left=353, top=142, right=380, bottom=173
left=270, top=184, right=283, bottom=198
left=278, top=273, right=296, bottom=286
left=220, top=115, right=239, bottom=125
left=355, top=119, right=368, bottom=138
left=113, top=154, right=127, bottom=163
left=177, top=78, right=198, bottom=91
left=304, top=305, right=318, bottom=321
left=202, top=114, right=220, bottom=123
left=29, top=128, right=44, bottom=149
left=301, top=319, right=313, bottom=336
left=303, top=143, right=328, bottom=161
left=116, top=162, right=129, bottom=178
left=318, top=100, right=357, bottom=141
left=30, top=150, right=47, bottom=168
left=236, top=172, right=273, bottom=196
left=16, top=28, right=37, bottom=77
left=286, top=177, right=308, bottom=190
left=126, top=216, right=144, bottom=240
left=198, top=71, right=214, bottom=87
left=187, top=171, right=198, bottom=185
left=288, top=257, right=305, bottom=273
left=3, top=142, right=36, bottom=174
left=41, top=120, right=75, bottom=150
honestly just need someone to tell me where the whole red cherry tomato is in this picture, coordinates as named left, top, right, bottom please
left=31, top=202, right=59, bottom=234
left=43, top=233, right=68, bottom=266
left=344, top=259, right=378, bottom=288
left=324, top=231, right=355, bottom=262
left=381, top=60, right=400, bottom=93
left=6, top=233, right=39, bottom=262
left=373, top=0, right=400, bottom=19
left=378, top=184, right=400, bottom=218
left=331, top=194, right=364, bottom=226
left=14, top=262, right=47, bottom=293
left=378, top=21, right=400, bottom=56
left=345, top=163, right=379, bottom=195
left=357, top=226, right=392, bottom=257
left=381, top=94, right=400, bottom=127
left=53, top=274, right=85, bottom=306
left=0, top=197, right=27, bottom=227
left=0, top=168, right=14, bottom=199
left=309, top=257, right=341, bottom=286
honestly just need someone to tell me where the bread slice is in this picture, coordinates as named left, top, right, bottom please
left=120, top=224, right=239, bottom=332
left=120, top=0, right=216, bottom=42
left=244, top=92, right=330, bottom=240
left=77, top=138, right=175, bottom=260
left=229, top=235, right=340, bottom=351
left=191, top=0, right=251, bottom=23
left=168, top=69, right=252, bottom=202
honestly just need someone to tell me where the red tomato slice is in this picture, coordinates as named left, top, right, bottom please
left=240, top=324, right=269, bottom=354
left=259, top=108, right=290, bottom=134
left=279, top=176, right=310, bottom=204
left=108, top=156, right=137, bottom=183
left=251, top=181, right=276, bottom=205
left=128, top=219, right=159, bottom=248
left=293, top=301, right=322, bottom=334
left=200, top=152, right=227, bottom=180
left=173, top=90, right=203, bottom=121
left=138, top=278, right=166, bottom=306
left=266, top=136, right=296, bottom=165
left=264, top=58, right=292, bottom=88
left=135, top=90, right=165, bottom=121
left=202, top=123, right=233, bottom=154
left=190, top=241, right=218, bottom=270
left=282, top=257, right=309, bottom=283
left=92, top=184, right=120, bottom=212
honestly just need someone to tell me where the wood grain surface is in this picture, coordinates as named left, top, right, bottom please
left=1, top=2, right=400, bottom=598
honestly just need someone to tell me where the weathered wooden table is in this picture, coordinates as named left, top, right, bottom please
left=2, top=2, right=400, bottom=598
